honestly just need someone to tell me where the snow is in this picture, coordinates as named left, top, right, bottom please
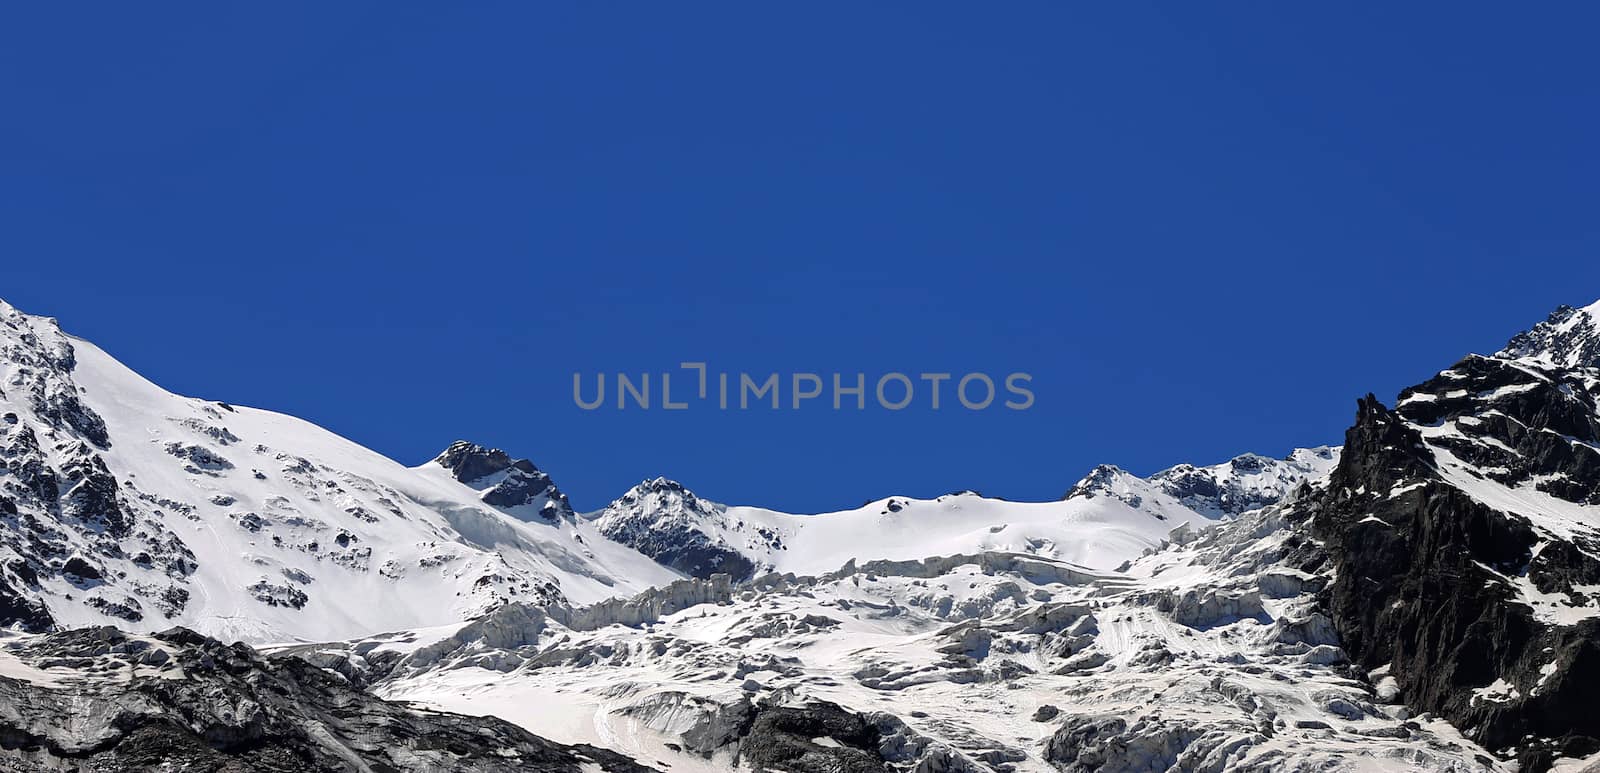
left=1471, top=678, right=1520, bottom=704
left=3, top=299, right=1347, bottom=651
left=3, top=297, right=1575, bottom=769
left=367, top=511, right=1505, bottom=771
left=9, top=319, right=679, bottom=643
left=717, top=491, right=1205, bottom=575
left=590, top=448, right=1340, bottom=583
left=0, top=645, right=70, bottom=688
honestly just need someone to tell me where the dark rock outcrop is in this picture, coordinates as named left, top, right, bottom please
left=1310, top=351, right=1600, bottom=770
left=0, top=626, right=656, bottom=772
left=432, top=440, right=575, bottom=521
left=739, top=701, right=887, bottom=773
left=0, top=575, right=52, bottom=632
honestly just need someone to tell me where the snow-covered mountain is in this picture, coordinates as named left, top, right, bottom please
left=591, top=453, right=1338, bottom=584
left=0, top=300, right=677, bottom=644
left=9, top=294, right=1600, bottom=772
left=0, top=296, right=1293, bottom=648
left=1141, top=447, right=1341, bottom=518
left=1060, top=446, right=1338, bottom=530
left=591, top=483, right=1213, bottom=581
left=297, top=297, right=1600, bottom=772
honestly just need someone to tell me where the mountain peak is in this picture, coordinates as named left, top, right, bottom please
left=0, top=298, right=111, bottom=448
left=431, top=440, right=527, bottom=483
left=1062, top=464, right=1136, bottom=500
left=1065, top=448, right=1339, bottom=521
left=636, top=476, right=690, bottom=493
left=1499, top=299, right=1600, bottom=369
left=614, top=477, right=708, bottom=514
left=1147, top=447, right=1339, bottom=519
left=594, top=478, right=758, bottom=580
left=428, top=441, right=572, bottom=522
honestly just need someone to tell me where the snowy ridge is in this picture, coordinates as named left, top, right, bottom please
left=606, top=487, right=1218, bottom=579
left=1499, top=299, right=1600, bottom=370
left=1061, top=446, right=1337, bottom=524
left=0, top=299, right=678, bottom=644
left=0, top=294, right=1330, bottom=647
left=589, top=453, right=1339, bottom=585
left=1142, top=447, right=1340, bottom=519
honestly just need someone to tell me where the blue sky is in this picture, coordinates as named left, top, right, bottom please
left=4, top=4, right=1598, bottom=512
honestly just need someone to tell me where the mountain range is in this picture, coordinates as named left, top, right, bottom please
left=3, top=297, right=1600, bottom=771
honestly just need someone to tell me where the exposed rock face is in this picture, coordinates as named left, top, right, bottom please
left=740, top=701, right=888, bottom=773
left=1, top=303, right=197, bottom=632
left=0, top=575, right=52, bottom=632
left=0, top=626, right=655, bottom=772
left=431, top=440, right=576, bottom=521
left=594, top=478, right=758, bottom=580
left=1310, top=316, right=1600, bottom=770
left=0, top=304, right=110, bottom=449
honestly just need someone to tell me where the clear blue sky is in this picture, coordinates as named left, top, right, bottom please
left=4, top=4, right=1598, bottom=512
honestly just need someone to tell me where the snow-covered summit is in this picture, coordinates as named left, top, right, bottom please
left=1145, top=446, right=1340, bottom=519
left=591, top=454, right=1337, bottom=585
left=1063, top=447, right=1339, bottom=522
left=591, top=477, right=759, bottom=580
left=0, top=294, right=1330, bottom=646
left=1499, top=298, right=1600, bottom=369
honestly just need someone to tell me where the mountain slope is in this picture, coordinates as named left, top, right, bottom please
left=0, top=300, right=678, bottom=644
left=594, top=484, right=1211, bottom=581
